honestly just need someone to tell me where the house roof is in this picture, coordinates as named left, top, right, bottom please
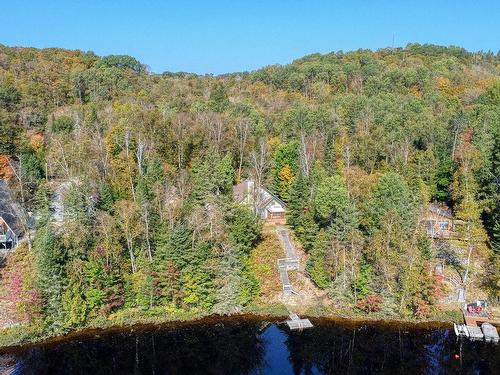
left=428, top=203, right=454, bottom=219
left=259, top=187, right=286, bottom=209
left=0, top=179, right=21, bottom=234
left=233, top=179, right=286, bottom=209
left=233, top=180, right=250, bottom=203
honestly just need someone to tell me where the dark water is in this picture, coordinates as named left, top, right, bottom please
left=0, top=319, right=499, bottom=375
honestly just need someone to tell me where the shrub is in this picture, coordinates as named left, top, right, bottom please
left=355, top=294, right=384, bottom=313
left=52, top=116, right=74, bottom=133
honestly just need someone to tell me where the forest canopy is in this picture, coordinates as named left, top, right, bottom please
left=0, top=43, right=499, bottom=332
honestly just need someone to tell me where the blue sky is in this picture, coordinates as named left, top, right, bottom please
left=1, top=1, right=498, bottom=74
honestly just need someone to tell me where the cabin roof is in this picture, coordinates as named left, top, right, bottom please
left=260, top=188, right=286, bottom=209
left=233, top=180, right=250, bottom=203
left=427, top=203, right=454, bottom=219
left=233, top=179, right=286, bottom=209
left=0, top=179, right=21, bottom=234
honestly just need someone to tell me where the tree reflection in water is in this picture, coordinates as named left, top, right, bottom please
left=1, top=319, right=499, bottom=375
left=282, top=321, right=500, bottom=375
left=6, top=321, right=265, bottom=375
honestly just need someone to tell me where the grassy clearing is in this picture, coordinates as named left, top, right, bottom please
left=244, top=303, right=289, bottom=317
left=0, top=325, right=44, bottom=350
left=248, top=224, right=283, bottom=304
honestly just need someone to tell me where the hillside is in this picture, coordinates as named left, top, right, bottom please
left=0, top=43, right=499, bottom=337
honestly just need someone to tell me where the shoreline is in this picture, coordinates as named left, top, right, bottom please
left=0, top=310, right=457, bottom=354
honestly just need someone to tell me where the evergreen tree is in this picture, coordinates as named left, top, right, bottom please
left=306, top=229, right=330, bottom=289
left=159, top=222, right=193, bottom=269
left=209, top=83, right=230, bottom=113
left=492, top=214, right=500, bottom=255
left=296, top=211, right=319, bottom=253
left=213, top=252, right=245, bottom=314
left=314, top=174, right=349, bottom=226
left=352, top=261, right=373, bottom=301
left=287, top=173, right=309, bottom=228
left=0, top=120, right=18, bottom=155
left=227, top=206, right=261, bottom=255
left=190, top=153, right=234, bottom=204
left=215, top=153, right=234, bottom=195
left=272, top=141, right=299, bottom=196
left=97, top=181, right=115, bottom=212
left=34, top=198, right=68, bottom=332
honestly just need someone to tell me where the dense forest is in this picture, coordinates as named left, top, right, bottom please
left=0, top=43, right=499, bottom=334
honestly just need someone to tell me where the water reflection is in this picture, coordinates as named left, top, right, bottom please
left=1, top=319, right=499, bottom=375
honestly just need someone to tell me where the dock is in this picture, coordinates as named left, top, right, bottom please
left=286, top=313, right=313, bottom=330
left=455, top=301, right=499, bottom=343
left=466, top=326, right=484, bottom=341
left=481, top=323, right=500, bottom=343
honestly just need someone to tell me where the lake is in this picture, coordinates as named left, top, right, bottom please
left=0, top=317, right=499, bottom=374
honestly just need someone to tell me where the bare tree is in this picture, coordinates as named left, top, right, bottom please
left=187, top=206, right=208, bottom=248
left=90, top=118, right=110, bottom=181
left=249, top=139, right=268, bottom=214
left=114, top=130, right=137, bottom=201
left=234, top=118, right=250, bottom=182
left=299, top=129, right=321, bottom=178
left=154, top=182, right=181, bottom=231
left=201, top=112, right=225, bottom=154
left=47, top=136, right=73, bottom=179
left=135, top=137, right=147, bottom=176
left=115, top=200, right=141, bottom=273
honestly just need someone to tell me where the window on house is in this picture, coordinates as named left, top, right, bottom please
left=439, top=221, right=449, bottom=230
left=423, top=220, right=434, bottom=232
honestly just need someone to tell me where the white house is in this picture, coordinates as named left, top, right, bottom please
left=0, top=216, right=18, bottom=249
left=234, top=179, right=286, bottom=221
left=0, top=180, right=20, bottom=250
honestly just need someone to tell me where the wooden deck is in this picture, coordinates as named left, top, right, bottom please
left=464, top=314, right=489, bottom=326
left=286, top=319, right=313, bottom=330
left=276, top=227, right=298, bottom=259
left=276, top=227, right=300, bottom=296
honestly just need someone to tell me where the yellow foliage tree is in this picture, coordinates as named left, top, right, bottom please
left=278, top=164, right=294, bottom=201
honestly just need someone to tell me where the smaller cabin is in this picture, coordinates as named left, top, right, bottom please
left=420, top=203, right=463, bottom=239
left=234, top=179, right=286, bottom=222
left=0, top=179, right=21, bottom=250
left=0, top=216, right=18, bottom=249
